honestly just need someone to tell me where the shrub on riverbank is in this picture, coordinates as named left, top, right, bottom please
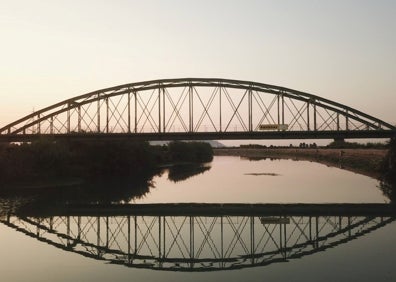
left=380, top=138, right=396, bottom=202
left=168, top=141, right=213, bottom=163
left=0, top=139, right=213, bottom=187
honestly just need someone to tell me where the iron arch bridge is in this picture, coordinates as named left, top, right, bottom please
left=1, top=78, right=395, bottom=142
left=1, top=204, right=394, bottom=272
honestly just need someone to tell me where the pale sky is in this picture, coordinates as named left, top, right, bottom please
left=1, top=0, right=395, bottom=130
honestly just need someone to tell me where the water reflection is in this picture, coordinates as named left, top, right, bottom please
left=167, top=164, right=211, bottom=182
left=1, top=200, right=395, bottom=272
left=0, top=163, right=212, bottom=206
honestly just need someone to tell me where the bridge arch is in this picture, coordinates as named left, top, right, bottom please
left=1, top=212, right=393, bottom=271
left=1, top=78, right=394, bottom=141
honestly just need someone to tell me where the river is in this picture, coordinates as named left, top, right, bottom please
left=0, top=156, right=395, bottom=281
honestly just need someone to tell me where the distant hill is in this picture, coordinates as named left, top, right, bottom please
left=150, top=140, right=225, bottom=148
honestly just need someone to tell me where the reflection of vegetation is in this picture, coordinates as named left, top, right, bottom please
left=379, top=138, right=396, bottom=203
left=4, top=177, right=156, bottom=216
left=168, top=164, right=211, bottom=182
left=0, top=139, right=214, bottom=214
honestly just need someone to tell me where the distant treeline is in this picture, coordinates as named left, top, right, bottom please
left=0, top=139, right=213, bottom=185
left=239, top=140, right=389, bottom=149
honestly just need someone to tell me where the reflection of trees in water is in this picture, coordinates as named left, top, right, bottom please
left=379, top=181, right=395, bottom=203
left=167, top=164, right=211, bottom=182
left=379, top=138, right=396, bottom=203
left=0, top=164, right=213, bottom=214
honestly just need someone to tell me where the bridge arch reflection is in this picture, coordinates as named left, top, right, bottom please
left=1, top=204, right=394, bottom=271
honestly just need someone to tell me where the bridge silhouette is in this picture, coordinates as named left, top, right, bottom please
left=1, top=203, right=394, bottom=271
left=0, top=78, right=395, bottom=142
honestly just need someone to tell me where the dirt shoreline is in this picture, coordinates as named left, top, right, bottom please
left=214, top=147, right=388, bottom=179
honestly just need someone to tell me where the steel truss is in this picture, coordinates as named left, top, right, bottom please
left=1, top=213, right=393, bottom=271
left=0, top=78, right=394, bottom=141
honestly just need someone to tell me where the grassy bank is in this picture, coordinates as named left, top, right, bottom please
left=214, top=147, right=387, bottom=179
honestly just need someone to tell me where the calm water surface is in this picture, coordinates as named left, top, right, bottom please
left=0, top=156, right=395, bottom=282
left=136, top=156, right=388, bottom=204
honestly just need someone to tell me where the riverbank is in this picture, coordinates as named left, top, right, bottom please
left=214, top=147, right=387, bottom=179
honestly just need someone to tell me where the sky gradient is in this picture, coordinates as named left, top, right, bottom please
left=1, top=0, right=395, bottom=131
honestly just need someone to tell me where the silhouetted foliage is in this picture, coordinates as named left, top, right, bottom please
left=168, top=141, right=213, bottom=163
left=0, top=139, right=214, bottom=197
left=379, top=138, right=396, bottom=203
left=327, top=140, right=388, bottom=149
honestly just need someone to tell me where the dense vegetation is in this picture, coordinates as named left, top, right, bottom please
left=379, top=138, right=396, bottom=202
left=0, top=139, right=213, bottom=189
left=167, top=141, right=213, bottom=163
left=326, top=140, right=389, bottom=149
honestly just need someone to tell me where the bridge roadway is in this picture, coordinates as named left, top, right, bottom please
left=1, top=129, right=395, bottom=143
left=16, top=203, right=396, bottom=217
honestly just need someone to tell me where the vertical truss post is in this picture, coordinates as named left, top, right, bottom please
left=158, top=86, right=162, bottom=133
left=313, top=104, right=317, bottom=131
left=248, top=88, right=253, bottom=132
left=337, top=113, right=340, bottom=131
left=346, top=111, right=349, bottom=131
left=158, top=216, right=162, bottom=259
left=281, top=94, right=285, bottom=126
left=36, top=218, right=41, bottom=236
left=37, top=113, right=41, bottom=134
left=163, top=217, right=166, bottom=259
left=283, top=220, right=287, bottom=257
left=190, top=216, right=195, bottom=265
left=67, top=216, right=70, bottom=237
left=348, top=216, right=351, bottom=237
left=106, top=216, right=109, bottom=248
left=50, top=116, right=54, bottom=134
left=307, top=101, right=310, bottom=131
left=97, top=94, right=101, bottom=133
left=338, top=216, right=342, bottom=231
left=67, top=108, right=70, bottom=134
left=134, top=92, right=137, bottom=133
left=277, top=94, right=280, bottom=128
left=128, top=91, right=131, bottom=133
left=77, top=216, right=81, bottom=240
left=315, top=216, right=319, bottom=248
left=162, top=88, right=166, bottom=133
left=189, top=84, right=193, bottom=132
left=106, top=97, right=109, bottom=133
left=309, top=217, right=312, bottom=243
left=128, top=215, right=131, bottom=261
left=97, top=217, right=100, bottom=251
left=219, top=84, right=222, bottom=132
left=250, top=216, right=255, bottom=264
left=78, top=105, right=81, bottom=132
left=279, top=219, right=284, bottom=258
left=134, top=216, right=137, bottom=255
left=221, top=216, right=224, bottom=267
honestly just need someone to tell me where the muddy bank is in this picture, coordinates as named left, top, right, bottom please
left=214, top=148, right=387, bottom=179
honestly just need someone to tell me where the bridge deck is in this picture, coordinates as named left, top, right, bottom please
left=19, top=203, right=396, bottom=217
left=1, top=130, right=395, bottom=142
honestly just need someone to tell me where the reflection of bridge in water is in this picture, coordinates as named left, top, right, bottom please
left=1, top=204, right=395, bottom=271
